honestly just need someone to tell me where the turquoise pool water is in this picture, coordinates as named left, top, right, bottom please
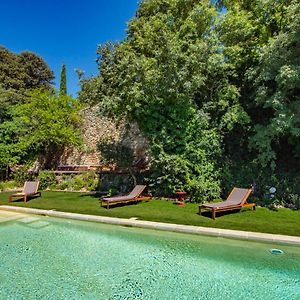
left=0, top=214, right=299, bottom=299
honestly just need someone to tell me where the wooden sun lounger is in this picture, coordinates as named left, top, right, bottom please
left=9, top=181, right=41, bottom=203
left=101, top=185, right=151, bottom=209
left=199, top=187, right=255, bottom=220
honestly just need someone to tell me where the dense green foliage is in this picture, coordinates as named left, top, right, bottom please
left=217, top=0, right=300, bottom=200
left=36, top=170, right=99, bottom=191
left=79, top=0, right=300, bottom=203
left=0, top=47, right=82, bottom=177
left=98, top=137, right=138, bottom=185
left=80, top=0, right=223, bottom=200
left=59, top=64, right=67, bottom=96
left=250, top=2, right=300, bottom=169
left=0, top=171, right=100, bottom=192
left=0, top=1, right=298, bottom=206
left=0, top=90, right=82, bottom=170
left=0, top=47, right=54, bottom=126
left=0, top=47, right=54, bottom=91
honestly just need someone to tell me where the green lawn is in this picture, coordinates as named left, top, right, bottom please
left=1, top=191, right=300, bottom=237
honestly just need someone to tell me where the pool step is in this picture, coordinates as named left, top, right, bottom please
left=18, top=217, right=50, bottom=229
left=0, top=210, right=27, bottom=224
left=18, top=216, right=41, bottom=224
left=0, top=210, right=51, bottom=228
left=0, top=215, right=25, bottom=223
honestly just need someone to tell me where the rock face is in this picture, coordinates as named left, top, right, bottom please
left=59, top=105, right=149, bottom=167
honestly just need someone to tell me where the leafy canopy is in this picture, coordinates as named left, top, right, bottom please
left=0, top=46, right=54, bottom=91
left=79, top=0, right=300, bottom=201
left=0, top=90, right=82, bottom=171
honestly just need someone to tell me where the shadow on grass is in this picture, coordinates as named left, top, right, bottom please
left=198, top=209, right=243, bottom=219
left=8, top=194, right=41, bottom=203
left=100, top=201, right=147, bottom=209
left=79, top=191, right=108, bottom=199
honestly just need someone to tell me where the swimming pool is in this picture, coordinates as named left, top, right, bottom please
left=0, top=213, right=299, bottom=299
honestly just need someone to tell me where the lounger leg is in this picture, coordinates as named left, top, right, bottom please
left=212, top=209, right=216, bottom=220
left=24, top=196, right=27, bottom=203
left=9, top=196, right=12, bottom=202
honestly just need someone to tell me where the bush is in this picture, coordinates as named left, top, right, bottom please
left=100, top=173, right=132, bottom=193
left=80, top=171, right=100, bottom=191
left=56, top=171, right=100, bottom=191
left=73, top=175, right=85, bottom=190
left=13, top=166, right=32, bottom=185
left=38, top=170, right=57, bottom=190
left=148, top=151, right=220, bottom=202
left=0, top=180, right=19, bottom=191
left=57, top=180, right=72, bottom=191
left=287, top=194, right=300, bottom=210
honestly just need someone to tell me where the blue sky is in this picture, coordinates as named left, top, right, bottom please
left=0, top=0, right=139, bottom=96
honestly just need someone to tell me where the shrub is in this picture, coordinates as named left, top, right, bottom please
left=38, top=170, right=57, bottom=190
left=0, top=180, right=19, bottom=191
left=287, top=194, right=300, bottom=210
left=57, top=180, right=72, bottom=191
left=80, top=171, right=100, bottom=191
left=73, top=175, right=85, bottom=190
left=56, top=171, right=100, bottom=191
left=148, top=150, right=220, bottom=202
left=13, top=166, right=32, bottom=185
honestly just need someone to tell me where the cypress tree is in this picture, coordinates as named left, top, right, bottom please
left=59, top=64, right=67, bottom=96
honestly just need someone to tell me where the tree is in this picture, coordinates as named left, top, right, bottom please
left=0, top=47, right=78, bottom=178
left=79, top=0, right=300, bottom=201
left=209, top=0, right=300, bottom=197
left=17, top=51, right=54, bottom=90
left=0, top=47, right=24, bottom=90
left=0, top=90, right=82, bottom=171
left=0, top=46, right=54, bottom=127
left=80, top=0, right=222, bottom=199
left=59, top=64, right=67, bottom=96
left=98, top=137, right=137, bottom=186
left=249, top=1, right=300, bottom=170
left=0, top=47, right=54, bottom=91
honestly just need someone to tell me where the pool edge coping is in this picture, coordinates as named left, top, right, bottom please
left=1, top=205, right=300, bottom=245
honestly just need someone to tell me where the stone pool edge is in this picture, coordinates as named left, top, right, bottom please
left=1, top=205, right=300, bottom=245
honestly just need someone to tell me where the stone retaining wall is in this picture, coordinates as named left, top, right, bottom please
left=59, top=105, right=149, bottom=167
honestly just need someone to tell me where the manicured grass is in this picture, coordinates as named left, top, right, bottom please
left=1, top=191, right=300, bottom=236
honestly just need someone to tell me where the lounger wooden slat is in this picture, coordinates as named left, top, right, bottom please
left=199, top=187, right=255, bottom=220
left=9, top=181, right=41, bottom=203
left=101, top=185, right=151, bottom=208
